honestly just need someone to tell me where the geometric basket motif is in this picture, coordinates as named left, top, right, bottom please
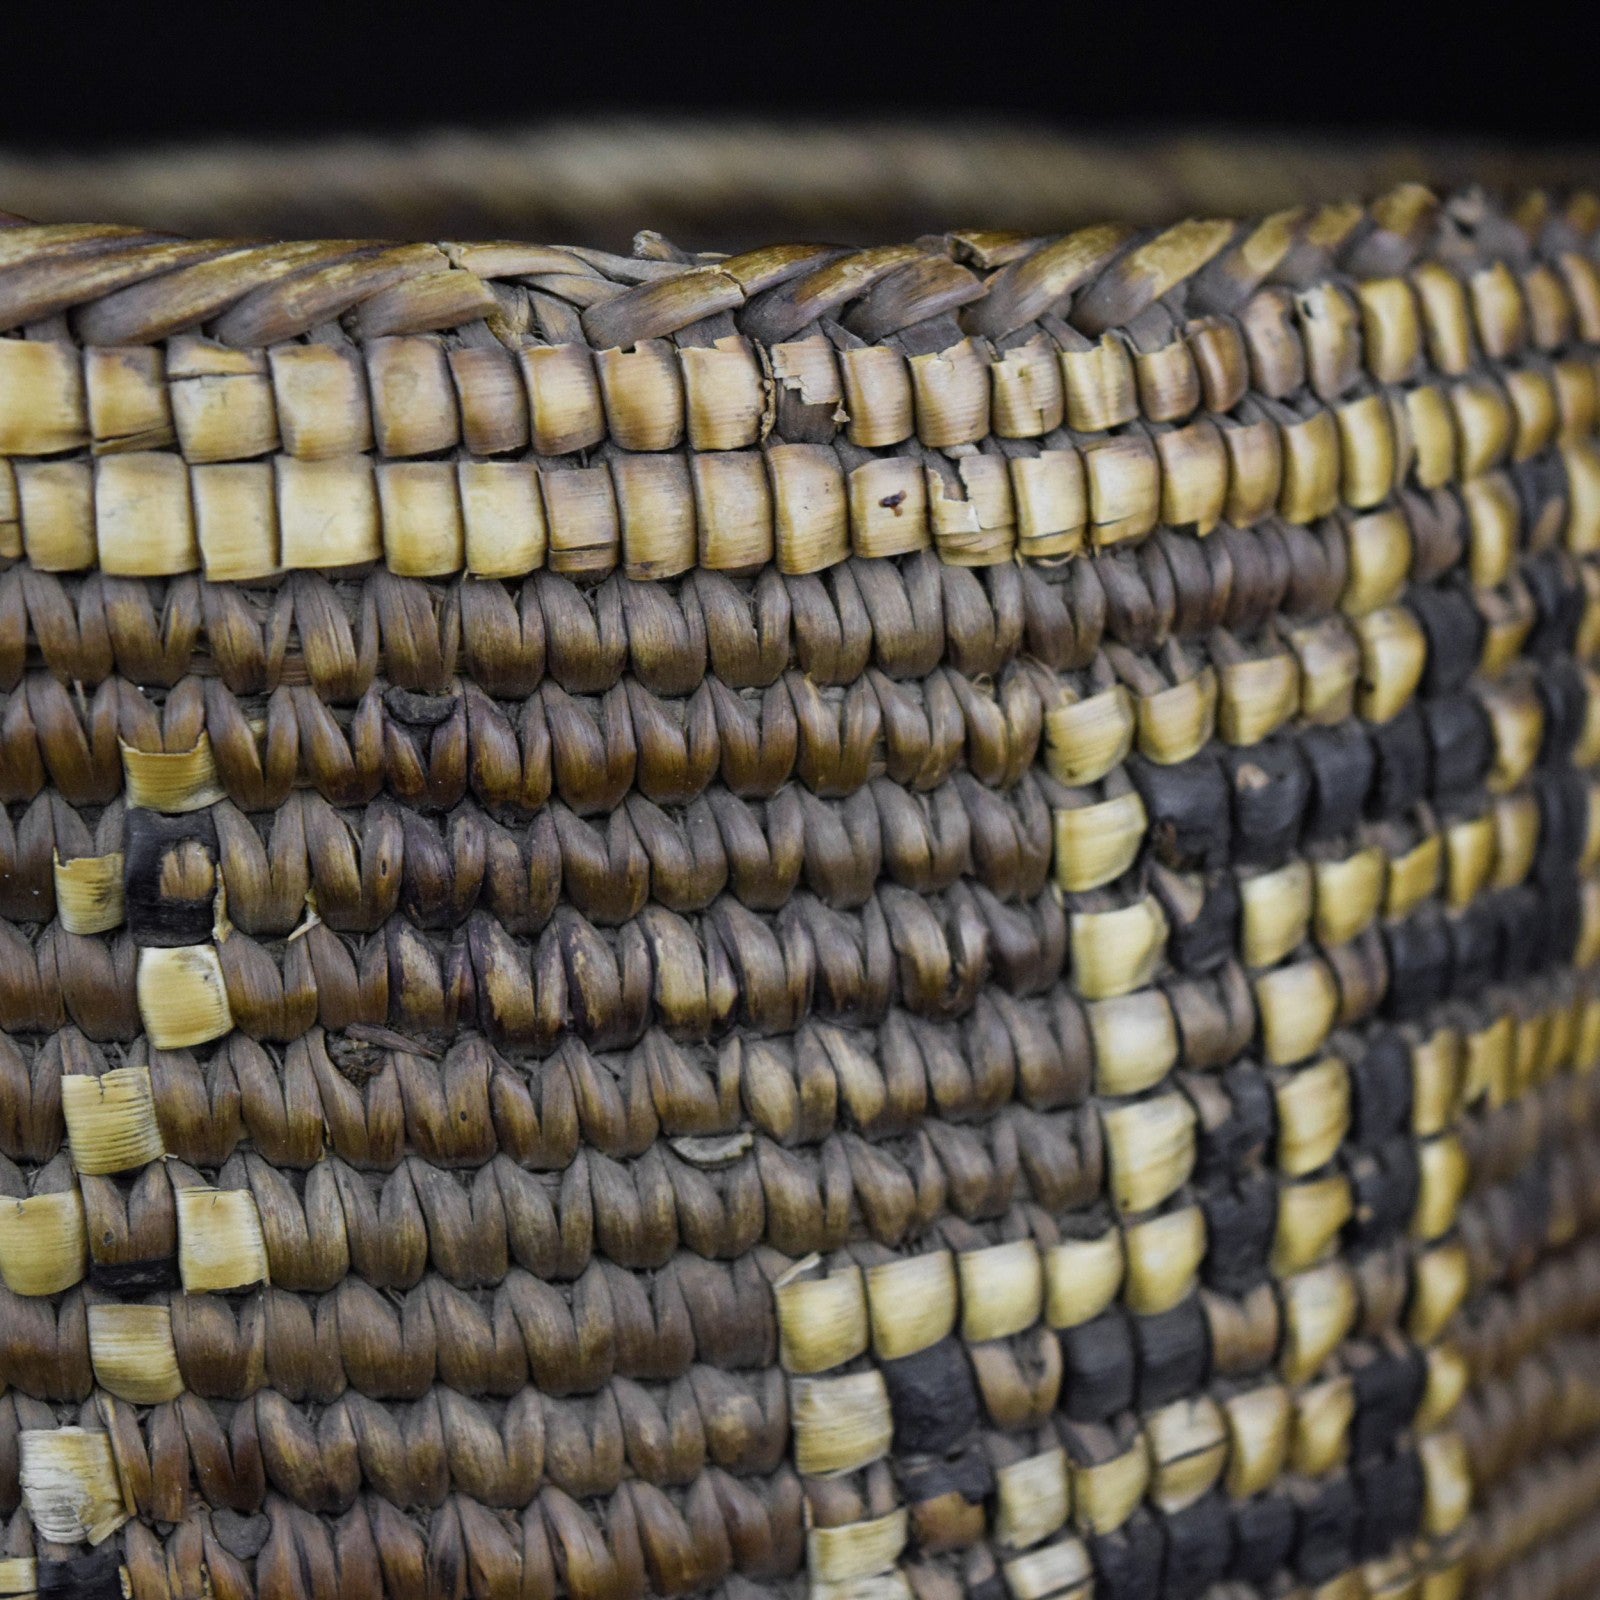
left=0, top=185, right=1597, bottom=1599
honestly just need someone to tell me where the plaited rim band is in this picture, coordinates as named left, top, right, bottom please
left=3, top=183, right=1600, bottom=589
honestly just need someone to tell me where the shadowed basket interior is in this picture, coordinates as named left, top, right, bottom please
left=0, top=167, right=1598, bottom=1600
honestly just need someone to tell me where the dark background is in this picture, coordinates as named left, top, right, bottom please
left=7, top=3, right=1593, bottom=149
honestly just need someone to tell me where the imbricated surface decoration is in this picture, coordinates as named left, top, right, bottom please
left=0, top=176, right=1597, bottom=1600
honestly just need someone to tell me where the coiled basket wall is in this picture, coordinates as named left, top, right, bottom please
left=0, top=159, right=1598, bottom=1600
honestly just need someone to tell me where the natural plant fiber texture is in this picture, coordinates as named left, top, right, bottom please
left=6, top=124, right=1600, bottom=247
left=0, top=171, right=1599, bottom=1600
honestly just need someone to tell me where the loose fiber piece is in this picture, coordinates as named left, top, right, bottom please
left=2, top=162, right=1600, bottom=1600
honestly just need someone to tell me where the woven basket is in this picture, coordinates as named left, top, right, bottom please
left=2, top=156, right=1600, bottom=1600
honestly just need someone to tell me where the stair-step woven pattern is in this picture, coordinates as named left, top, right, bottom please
left=0, top=184, right=1599, bottom=1600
